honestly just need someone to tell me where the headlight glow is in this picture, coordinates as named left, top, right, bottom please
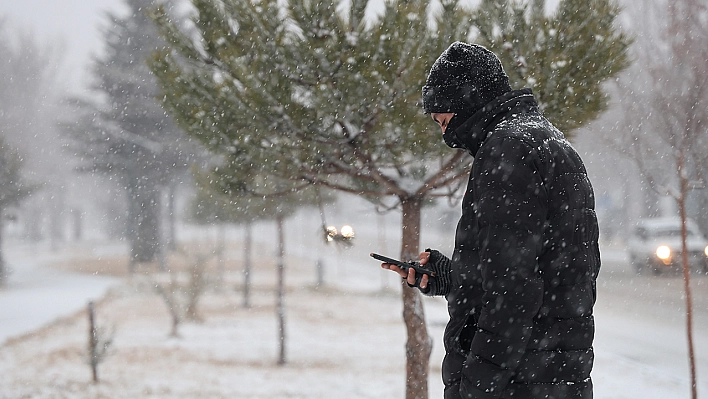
left=656, top=245, right=672, bottom=260
left=326, top=226, right=337, bottom=241
left=704, top=246, right=708, bottom=257
left=340, top=225, right=354, bottom=239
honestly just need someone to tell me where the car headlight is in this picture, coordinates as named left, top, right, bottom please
left=656, top=245, right=672, bottom=260
left=705, top=246, right=708, bottom=257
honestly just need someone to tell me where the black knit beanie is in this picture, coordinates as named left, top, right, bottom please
left=422, top=42, right=512, bottom=116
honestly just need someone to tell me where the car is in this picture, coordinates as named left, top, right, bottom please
left=627, top=217, right=708, bottom=275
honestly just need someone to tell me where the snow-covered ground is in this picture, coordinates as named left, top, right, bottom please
left=0, top=201, right=707, bottom=398
left=0, top=242, right=120, bottom=346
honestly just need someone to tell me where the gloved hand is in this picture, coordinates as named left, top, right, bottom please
left=408, top=248, right=452, bottom=296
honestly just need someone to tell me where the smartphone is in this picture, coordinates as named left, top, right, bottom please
left=370, top=252, right=435, bottom=277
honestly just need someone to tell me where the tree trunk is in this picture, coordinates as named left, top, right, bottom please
left=276, top=215, right=287, bottom=365
left=378, top=212, right=389, bottom=291
left=126, top=182, right=161, bottom=268
left=24, top=202, right=43, bottom=242
left=72, top=208, right=82, bottom=241
left=400, top=197, right=432, bottom=399
left=49, top=184, right=65, bottom=251
left=167, top=181, right=177, bottom=251
left=0, top=219, right=5, bottom=285
left=243, top=221, right=253, bottom=308
left=217, top=224, right=226, bottom=280
left=185, top=255, right=205, bottom=322
left=157, top=187, right=167, bottom=272
left=677, top=152, right=698, bottom=399
left=316, top=258, right=325, bottom=287
left=88, top=301, right=99, bottom=383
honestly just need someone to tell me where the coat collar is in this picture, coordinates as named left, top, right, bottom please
left=447, top=88, right=537, bottom=157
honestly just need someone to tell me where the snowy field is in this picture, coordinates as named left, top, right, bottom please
left=1, top=201, right=707, bottom=399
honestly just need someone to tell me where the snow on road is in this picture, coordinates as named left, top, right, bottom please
left=593, top=247, right=708, bottom=398
left=0, top=242, right=120, bottom=345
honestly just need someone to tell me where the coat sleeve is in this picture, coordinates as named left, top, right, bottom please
left=460, top=136, right=547, bottom=398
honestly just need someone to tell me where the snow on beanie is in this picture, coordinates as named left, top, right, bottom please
left=422, top=42, right=512, bottom=115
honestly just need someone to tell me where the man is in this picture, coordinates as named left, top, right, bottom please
left=382, top=42, right=600, bottom=398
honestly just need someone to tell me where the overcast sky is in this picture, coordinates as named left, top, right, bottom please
left=0, top=0, right=128, bottom=90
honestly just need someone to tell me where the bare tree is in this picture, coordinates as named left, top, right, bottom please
left=275, top=213, right=286, bottom=366
left=184, top=253, right=210, bottom=322
left=154, top=250, right=212, bottom=337
left=242, top=221, right=253, bottom=307
left=155, top=278, right=183, bottom=338
left=615, top=0, right=708, bottom=396
left=0, top=23, right=51, bottom=282
left=86, top=301, right=114, bottom=383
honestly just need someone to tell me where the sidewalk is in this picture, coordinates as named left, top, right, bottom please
left=0, top=241, right=121, bottom=345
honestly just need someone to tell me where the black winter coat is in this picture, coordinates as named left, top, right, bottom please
left=422, top=89, right=601, bottom=399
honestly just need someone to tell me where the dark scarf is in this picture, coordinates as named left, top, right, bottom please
left=442, top=88, right=537, bottom=157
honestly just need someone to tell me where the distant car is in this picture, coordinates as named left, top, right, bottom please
left=627, top=217, right=708, bottom=275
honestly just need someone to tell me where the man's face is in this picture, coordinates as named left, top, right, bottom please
left=431, top=113, right=455, bottom=134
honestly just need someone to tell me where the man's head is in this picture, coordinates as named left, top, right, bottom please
left=422, top=42, right=512, bottom=120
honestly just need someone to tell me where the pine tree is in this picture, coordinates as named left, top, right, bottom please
left=148, top=0, right=630, bottom=397
left=0, top=23, right=44, bottom=284
left=472, top=0, right=631, bottom=135
left=0, top=138, right=34, bottom=284
left=62, top=0, right=196, bottom=267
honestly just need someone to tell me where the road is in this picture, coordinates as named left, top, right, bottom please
left=593, top=247, right=708, bottom=397
left=0, top=242, right=120, bottom=345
